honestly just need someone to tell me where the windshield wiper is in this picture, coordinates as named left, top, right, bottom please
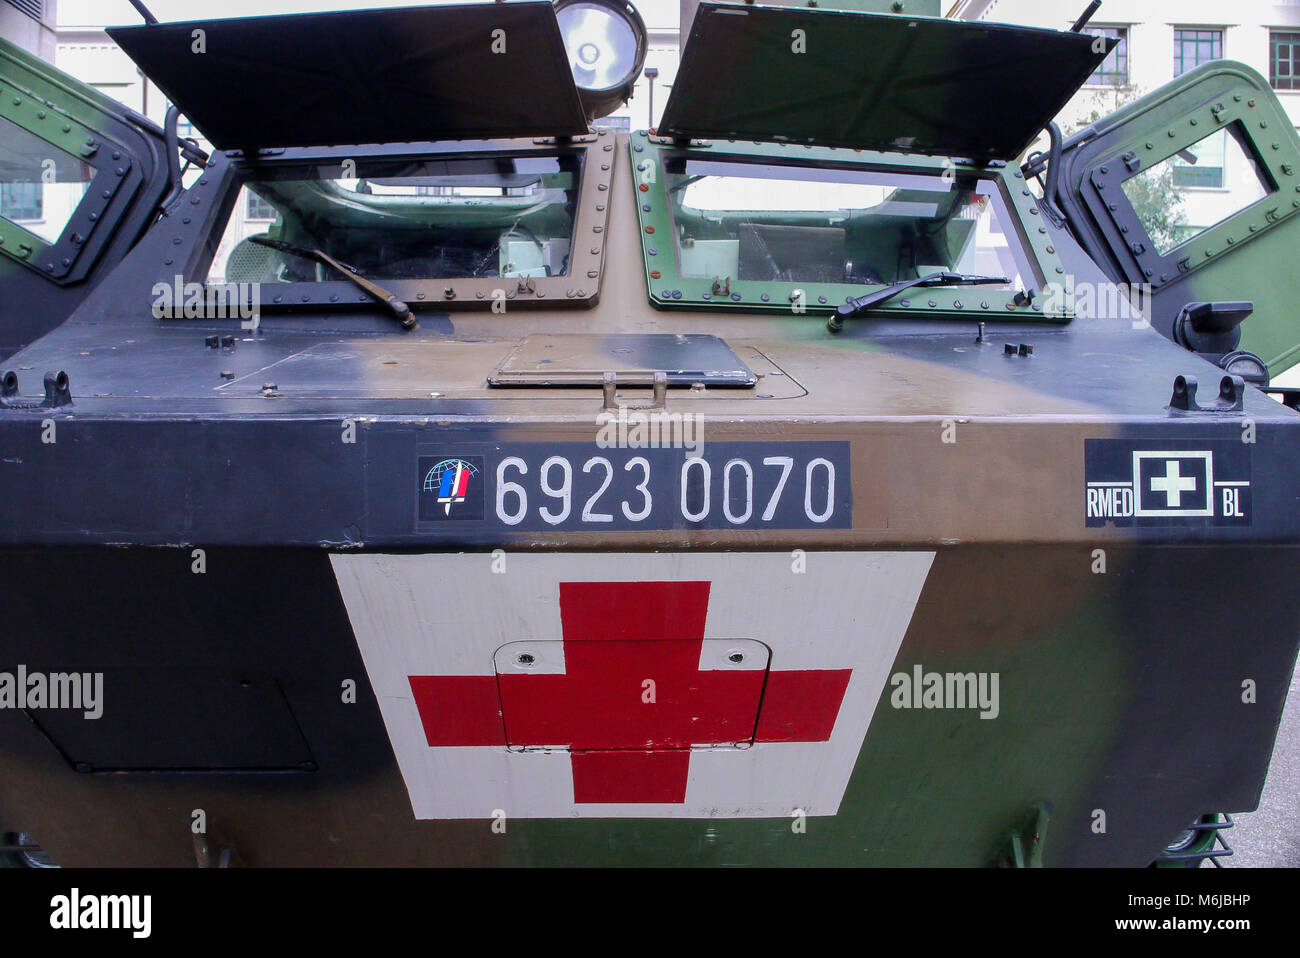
left=249, top=237, right=417, bottom=330
left=827, top=271, right=1009, bottom=332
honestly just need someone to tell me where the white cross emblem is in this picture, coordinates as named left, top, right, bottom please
left=1149, top=459, right=1198, bottom=508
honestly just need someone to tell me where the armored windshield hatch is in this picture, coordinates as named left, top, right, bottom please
left=107, top=2, right=589, bottom=150
left=659, top=4, right=1114, bottom=161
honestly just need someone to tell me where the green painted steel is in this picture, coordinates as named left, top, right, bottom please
left=0, top=36, right=149, bottom=272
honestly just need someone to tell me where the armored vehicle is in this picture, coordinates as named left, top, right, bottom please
left=2, top=0, right=1299, bottom=868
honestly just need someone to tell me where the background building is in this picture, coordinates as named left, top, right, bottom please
left=951, top=0, right=1300, bottom=138
left=1, top=0, right=56, bottom=58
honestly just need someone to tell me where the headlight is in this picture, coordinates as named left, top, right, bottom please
left=555, top=0, right=647, bottom=120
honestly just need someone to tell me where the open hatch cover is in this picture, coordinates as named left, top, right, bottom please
left=107, top=2, right=589, bottom=150
left=659, top=4, right=1115, bottom=160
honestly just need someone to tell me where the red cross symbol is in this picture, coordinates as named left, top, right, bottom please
left=408, top=581, right=851, bottom=804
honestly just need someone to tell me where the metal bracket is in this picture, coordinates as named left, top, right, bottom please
left=192, top=832, right=236, bottom=868
left=1155, top=813, right=1234, bottom=867
left=647, top=134, right=712, bottom=148
left=1169, top=374, right=1245, bottom=413
left=996, top=801, right=1052, bottom=868
left=0, top=370, right=72, bottom=409
left=602, top=370, right=667, bottom=411
left=1263, top=385, right=1300, bottom=410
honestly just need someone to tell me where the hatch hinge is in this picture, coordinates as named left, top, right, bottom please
left=1168, top=374, right=1245, bottom=414
left=533, top=133, right=599, bottom=145
left=647, top=133, right=712, bottom=149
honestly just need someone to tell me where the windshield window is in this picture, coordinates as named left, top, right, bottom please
left=663, top=158, right=1032, bottom=290
left=1121, top=122, right=1274, bottom=254
left=206, top=152, right=582, bottom=285
left=0, top=115, right=97, bottom=244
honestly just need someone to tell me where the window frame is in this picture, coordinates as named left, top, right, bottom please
left=0, top=181, right=43, bottom=222
left=1077, top=85, right=1296, bottom=294
left=180, top=134, right=614, bottom=313
left=1084, top=26, right=1130, bottom=88
left=1270, top=30, right=1300, bottom=91
left=1173, top=27, right=1223, bottom=77
left=629, top=133, right=1064, bottom=321
left=0, top=105, right=135, bottom=285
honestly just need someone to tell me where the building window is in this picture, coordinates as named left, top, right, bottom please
left=1085, top=27, right=1129, bottom=87
left=246, top=192, right=277, bottom=220
left=0, top=182, right=42, bottom=221
left=1171, top=130, right=1227, bottom=188
left=1174, top=28, right=1222, bottom=76
left=1271, top=31, right=1300, bottom=90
